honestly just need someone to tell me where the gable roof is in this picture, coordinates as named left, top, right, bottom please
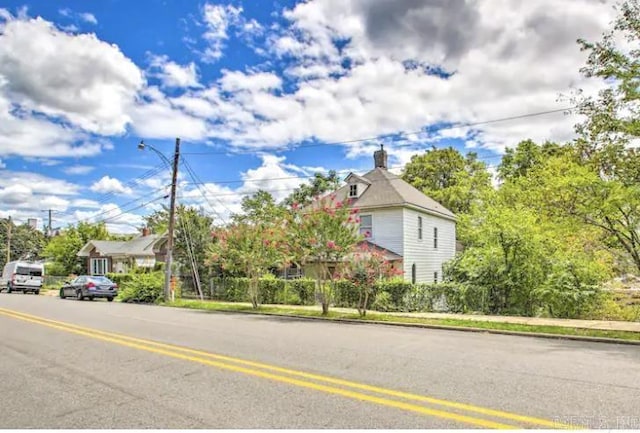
left=338, top=168, right=455, bottom=220
left=77, top=234, right=165, bottom=257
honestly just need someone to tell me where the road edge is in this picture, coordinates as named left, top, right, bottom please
left=165, top=304, right=640, bottom=346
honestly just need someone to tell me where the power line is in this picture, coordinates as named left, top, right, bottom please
left=75, top=187, right=169, bottom=225
left=182, top=107, right=575, bottom=156
left=89, top=164, right=167, bottom=207
left=180, top=157, right=232, bottom=223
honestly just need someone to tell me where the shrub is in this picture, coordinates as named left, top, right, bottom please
left=106, top=273, right=135, bottom=287
left=288, top=278, right=316, bottom=305
left=375, top=279, right=412, bottom=309
left=118, top=272, right=164, bottom=303
left=274, top=284, right=302, bottom=305
left=581, top=293, right=640, bottom=322
left=211, top=277, right=250, bottom=302
left=371, top=291, right=394, bottom=312
left=333, top=280, right=358, bottom=307
left=258, top=274, right=284, bottom=304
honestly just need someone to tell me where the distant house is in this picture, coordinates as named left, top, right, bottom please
left=311, top=146, right=456, bottom=284
left=77, top=228, right=167, bottom=275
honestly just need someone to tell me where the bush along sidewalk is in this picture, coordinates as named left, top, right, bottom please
left=164, top=299, right=640, bottom=344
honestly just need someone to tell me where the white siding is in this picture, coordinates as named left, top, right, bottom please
left=402, top=208, right=456, bottom=283
left=362, top=208, right=404, bottom=256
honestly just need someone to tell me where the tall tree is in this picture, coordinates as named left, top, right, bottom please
left=0, top=219, right=47, bottom=269
left=498, top=140, right=567, bottom=182
left=43, top=222, right=111, bottom=275
left=402, top=147, right=492, bottom=215
left=283, top=171, right=341, bottom=208
left=233, top=190, right=285, bottom=224
left=573, top=0, right=640, bottom=175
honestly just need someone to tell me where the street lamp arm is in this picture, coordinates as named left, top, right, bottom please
left=138, top=141, right=172, bottom=168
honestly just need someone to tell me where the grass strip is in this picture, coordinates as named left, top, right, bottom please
left=165, top=299, right=640, bottom=342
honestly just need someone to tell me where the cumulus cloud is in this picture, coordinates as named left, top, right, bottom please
left=201, top=3, right=243, bottom=62
left=149, top=54, right=201, bottom=88
left=183, top=0, right=615, bottom=155
left=0, top=12, right=143, bottom=135
left=90, top=176, right=133, bottom=195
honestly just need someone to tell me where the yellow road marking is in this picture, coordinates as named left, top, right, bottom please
left=0, top=307, right=573, bottom=429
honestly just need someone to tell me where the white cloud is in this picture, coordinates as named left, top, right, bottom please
left=185, top=0, right=615, bottom=155
left=0, top=171, right=79, bottom=223
left=130, top=87, right=209, bottom=140
left=64, top=165, right=95, bottom=175
left=90, top=176, right=133, bottom=195
left=79, top=13, right=97, bottom=25
left=74, top=203, right=145, bottom=234
left=0, top=11, right=143, bottom=135
left=201, top=3, right=243, bottom=62
left=149, top=54, right=201, bottom=88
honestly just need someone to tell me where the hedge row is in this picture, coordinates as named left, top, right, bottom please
left=115, top=271, right=488, bottom=313
left=207, top=277, right=317, bottom=305
left=200, top=277, right=486, bottom=313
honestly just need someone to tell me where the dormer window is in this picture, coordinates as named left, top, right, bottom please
left=349, top=184, right=358, bottom=197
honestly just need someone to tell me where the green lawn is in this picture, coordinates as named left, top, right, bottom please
left=165, top=299, right=640, bottom=343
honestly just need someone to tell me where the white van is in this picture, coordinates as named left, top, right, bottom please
left=0, top=261, right=44, bottom=294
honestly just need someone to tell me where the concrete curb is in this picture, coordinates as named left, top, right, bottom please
left=176, top=305, right=640, bottom=346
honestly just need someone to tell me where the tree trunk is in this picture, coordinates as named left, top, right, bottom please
left=322, top=301, right=329, bottom=315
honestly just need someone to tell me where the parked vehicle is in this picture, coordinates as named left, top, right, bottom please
left=0, top=261, right=44, bottom=294
left=59, top=276, right=118, bottom=302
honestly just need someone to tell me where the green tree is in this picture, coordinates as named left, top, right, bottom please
left=402, top=147, right=492, bottom=215
left=43, top=222, right=111, bottom=275
left=284, top=171, right=341, bottom=208
left=286, top=195, right=361, bottom=315
left=233, top=190, right=286, bottom=224
left=0, top=219, right=47, bottom=269
left=338, top=243, right=403, bottom=317
left=498, top=140, right=567, bottom=182
left=209, top=221, right=286, bottom=309
left=574, top=0, right=640, bottom=153
left=174, top=205, right=215, bottom=286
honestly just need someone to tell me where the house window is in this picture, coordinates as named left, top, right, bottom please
left=359, top=214, right=372, bottom=238
left=434, top=271, right=438, bottom=283
left=434, top=227, right=438, bottom=249
left=349, top=184, right=358, bottom=197
left=91, top=258, right=108, bottom=276
left=418, top=216, right=423, bottom=240
left=411, top=264, right=416, bottom=284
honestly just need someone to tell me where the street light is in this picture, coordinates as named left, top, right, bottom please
left=138, top=138, right=181, bottom=302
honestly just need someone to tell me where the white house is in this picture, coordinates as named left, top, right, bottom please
left=331, top=146, right=456, bottom=283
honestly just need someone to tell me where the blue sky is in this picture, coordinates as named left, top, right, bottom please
left=0, top=0, right=615, bottom=232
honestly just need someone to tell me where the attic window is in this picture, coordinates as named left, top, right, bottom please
left=349, top=184, right=358, bottom=197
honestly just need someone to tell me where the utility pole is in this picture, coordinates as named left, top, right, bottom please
left=6, top=216, right=11, bottom=264
left=164, top=137, right=181, bottom=302
left=48, top=209, right=53, bottom=236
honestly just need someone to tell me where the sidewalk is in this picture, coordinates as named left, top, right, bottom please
left=247, top=303, right=640, bottom=333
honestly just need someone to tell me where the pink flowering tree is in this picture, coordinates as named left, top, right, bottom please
left=286, top=195, right=361, bottom=315
left=209, top=222, right=286, bottom=309
left=338, top=243, right=404, bottom=317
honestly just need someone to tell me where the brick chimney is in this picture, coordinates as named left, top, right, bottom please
left=374, top=144, right=387, bottom=169
left=142, top=227, right=151, bottom=237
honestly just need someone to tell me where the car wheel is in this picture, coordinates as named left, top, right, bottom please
left=107, top=297, right=114, bottom=302
left=89, top=296, right=94, bottom=301
left=77, top=290, right=84, bottom=301
left=6, top=285, right=11, bottom=294
left=60, top=289, right=66, bottom=299
left=34, top=290, right=40, bottom=295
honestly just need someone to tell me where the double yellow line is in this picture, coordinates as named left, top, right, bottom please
left=0, top=307, right=574, bottom=429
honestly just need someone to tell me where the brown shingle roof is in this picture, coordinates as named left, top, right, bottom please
left=335, top=168, right=455, bottom=220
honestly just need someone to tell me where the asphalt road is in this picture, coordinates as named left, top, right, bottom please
left=1, top=294, right=639, bottom=429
